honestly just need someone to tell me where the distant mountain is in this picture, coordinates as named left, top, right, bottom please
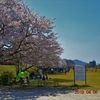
left=63, top=58, right=87, bottom=66
left=73, top=59, right=87, bottom=66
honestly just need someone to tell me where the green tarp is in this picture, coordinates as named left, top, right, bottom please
left=16, top=72, right=27, bottom=80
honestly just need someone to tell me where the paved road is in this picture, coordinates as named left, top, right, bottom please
left=0, top=88, right=100, bottom=100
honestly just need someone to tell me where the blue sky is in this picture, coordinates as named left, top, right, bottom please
left=25, top=0, right=100, bottom=63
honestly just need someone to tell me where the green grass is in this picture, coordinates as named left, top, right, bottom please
left=48, top=69, right=100, bottom=90
left=0, top=65, right=100, bottom=90
left=86, top=69, right=100, bottom=90
left=0, top=65, right=16, bottom=76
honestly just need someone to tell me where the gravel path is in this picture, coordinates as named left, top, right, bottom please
left=0, top=88, right=100, bottom=100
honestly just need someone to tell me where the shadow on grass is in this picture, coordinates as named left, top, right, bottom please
left=0, top=86, right=74, bottom=100
left=52, top=78, right=73, bottom=82
left=0, top=82, right=92, bottom=100
left=70, top=84, right=91, bottom=89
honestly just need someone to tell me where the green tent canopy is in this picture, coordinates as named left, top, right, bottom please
left=16, top=72, right=27, bottom=80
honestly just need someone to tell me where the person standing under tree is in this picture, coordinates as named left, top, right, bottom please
left=39, top=69, right=43, bottom=80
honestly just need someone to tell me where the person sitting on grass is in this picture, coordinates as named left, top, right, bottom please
left=29, top=72, right=35, bottom=79
left=18, top=77, right=24, bottom=84
left=26, top=77, right=30, bottom=84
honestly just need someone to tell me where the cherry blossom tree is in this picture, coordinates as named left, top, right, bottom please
left=0, top=0, right=63, bottom=72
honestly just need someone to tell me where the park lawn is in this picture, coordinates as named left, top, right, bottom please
left=86, top=69, right=100, bottom=90
left=0, top=65, right=16, bottom=76
left=48, top=71, right=74, bottom=86
left=0, top=65, right=100, bottom=90
left=48, top=69, right=100, bottom=90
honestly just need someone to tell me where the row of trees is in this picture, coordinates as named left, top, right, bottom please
left=0, top=0, right=63, bottom=72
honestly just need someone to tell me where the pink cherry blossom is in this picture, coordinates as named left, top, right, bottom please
left=0, top=0, right=64, bottom=71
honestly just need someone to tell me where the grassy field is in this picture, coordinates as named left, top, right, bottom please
left=48, top=69, right=100, bottom=90
left=0, top=65, right=100, bottom=90
left=0, top=65, right=16, bottom=76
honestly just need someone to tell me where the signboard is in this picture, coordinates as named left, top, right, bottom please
left=74, top=65, right=86, bottom=81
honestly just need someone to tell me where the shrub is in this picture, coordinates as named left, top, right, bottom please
left=0, top=71, right=14, bottom=85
